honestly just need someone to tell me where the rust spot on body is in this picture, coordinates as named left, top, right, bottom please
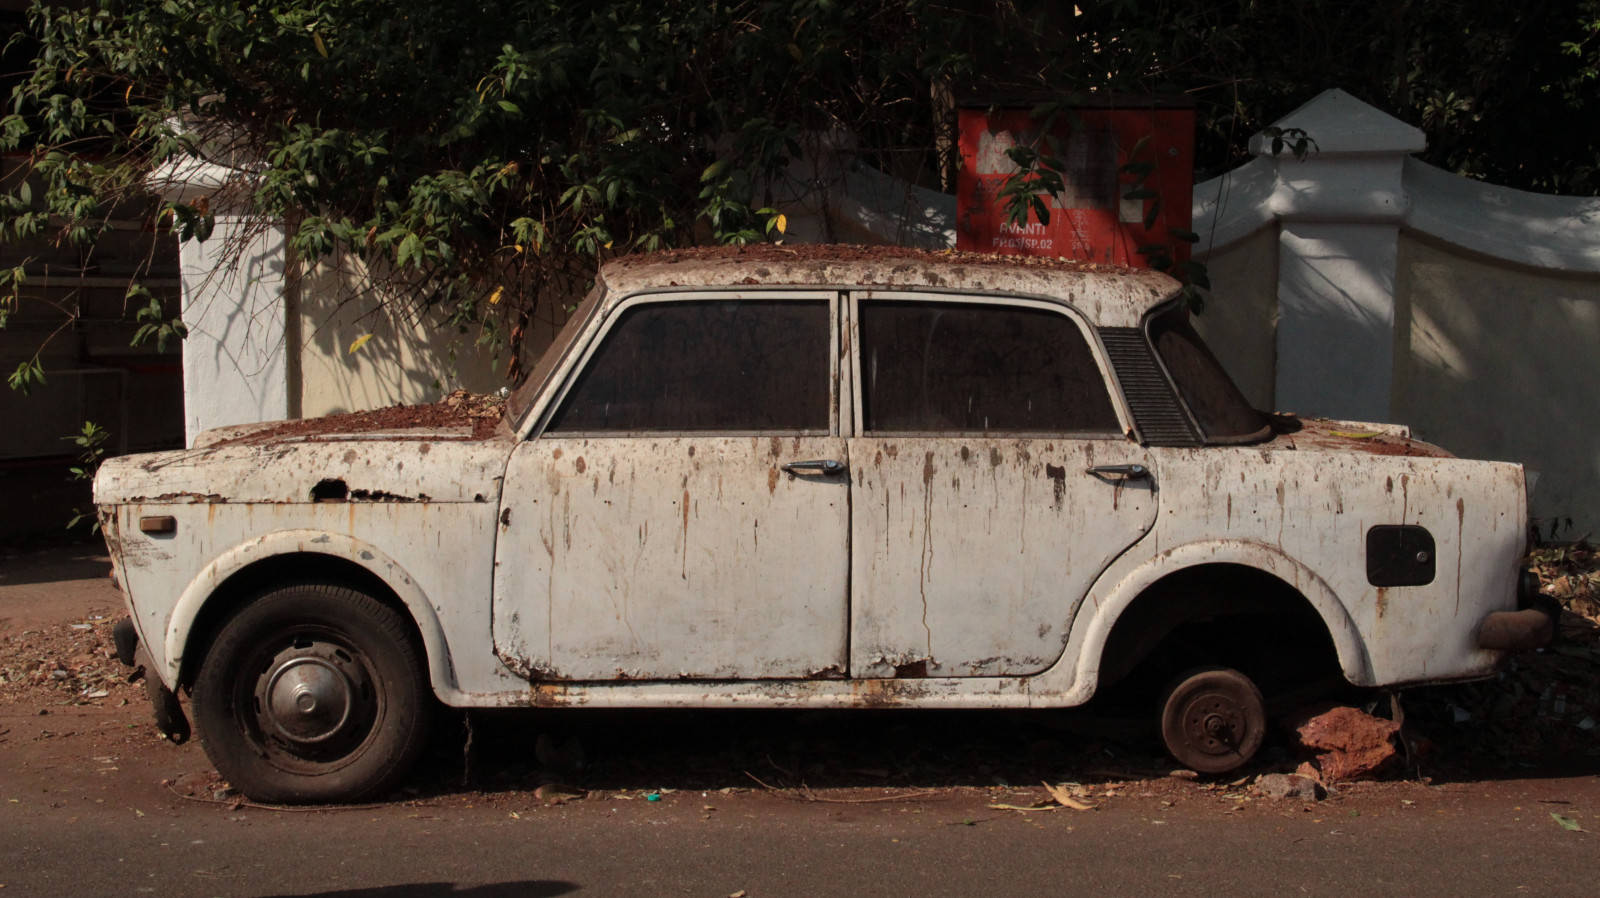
left=893, top=659, right=929, bottom=678
left=1045, top=464, right=1066, bottom=508
left=575, top=456, right=586, bottom=473
left=681, top=489, right=691, bottom=579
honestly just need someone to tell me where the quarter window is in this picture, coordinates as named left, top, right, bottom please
left=546, top=299, right=830, bottom=433
left=859, top=300, right=1119, bottom=434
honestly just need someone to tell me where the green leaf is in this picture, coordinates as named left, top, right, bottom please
left=700, top=159, right=728, bottom=183
left=1551, top=813, right=1585, bottom=832
left=396, top=232, right=422, bottom=268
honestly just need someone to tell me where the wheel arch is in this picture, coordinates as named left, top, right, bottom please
left=1067, top=540, right=1374, bottom=698
left=165, top=530, right=454, bottom=697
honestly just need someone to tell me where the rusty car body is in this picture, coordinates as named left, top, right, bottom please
left=95, top=245, right=1552, bottom=801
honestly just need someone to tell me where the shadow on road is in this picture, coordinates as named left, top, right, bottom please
left=0, top=546, right=110, bottom=587
left=259, top=883, right=578, bottom=898
left=397, top=695, right=1599, bottom=800
left=410, top=704, right=1193, bottom=798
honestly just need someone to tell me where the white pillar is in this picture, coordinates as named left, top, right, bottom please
left=1254, top=89, right=1424, bottom=422
left=176, top=217, right=290, bottom=443
left=154, top=158, right=293, bottom=445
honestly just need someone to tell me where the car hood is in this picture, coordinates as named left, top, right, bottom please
left=94, top=424, right=514, bottom=506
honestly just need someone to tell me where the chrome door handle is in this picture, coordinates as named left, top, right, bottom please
left=1087, top=463, right=1151, bottom=481
left=782, top=459, right=847, bottom=476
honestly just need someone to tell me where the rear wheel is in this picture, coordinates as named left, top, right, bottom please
left=192, top=583, right=432, bottom=803
left=1159, top=666, right=1265, bottom=774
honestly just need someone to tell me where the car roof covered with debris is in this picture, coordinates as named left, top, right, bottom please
left=599, top=244, right=1182, bottom=328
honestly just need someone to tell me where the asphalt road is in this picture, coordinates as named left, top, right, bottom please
left=3, top=771, right=1598, bottom=897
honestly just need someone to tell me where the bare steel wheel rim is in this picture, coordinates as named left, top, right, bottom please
left=245, top=633, right=381, bottom=770
left=1180, top=691, right=1248, bottom=757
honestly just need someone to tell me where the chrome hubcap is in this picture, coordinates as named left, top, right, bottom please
left=255, top=642, right=370, bottom=748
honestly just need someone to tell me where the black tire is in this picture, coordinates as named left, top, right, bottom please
left=1158, top=666, right=1266, bottom=775
left=192, top=583, right=433, bottom=803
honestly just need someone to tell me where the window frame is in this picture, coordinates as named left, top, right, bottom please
left=846, top=290, right=1135, bottom=439
left=527, top=289, right=841, bottom=439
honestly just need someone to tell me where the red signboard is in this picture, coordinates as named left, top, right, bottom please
left=955, top=102, right=1195, bottom=267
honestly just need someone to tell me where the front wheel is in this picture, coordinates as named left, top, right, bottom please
left=192, top=583, right=432, bottom=803
left=1159, top=666, right=1266, bottom=775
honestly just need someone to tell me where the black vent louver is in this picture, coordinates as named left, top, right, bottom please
left=1099, top=327, right=1202, bottom=447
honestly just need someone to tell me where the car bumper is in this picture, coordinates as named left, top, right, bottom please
left=112, top=617, right=191, bottom=744
left=1477, top=608, right=1556, bottom=652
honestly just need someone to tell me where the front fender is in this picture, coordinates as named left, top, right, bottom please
left=1048, top=539, right=1374, bottom=703
left=163, top=529, right=454, bottom=697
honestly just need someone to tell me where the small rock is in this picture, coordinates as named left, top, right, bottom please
left=1254, top=773, right=1324, bottom=802
left=1167, top=769, right=1199, bottom=780
left=212, top=787, right=238, bottom=801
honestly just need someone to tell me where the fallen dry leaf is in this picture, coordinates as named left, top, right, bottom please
left=1042, top=781, right=1097, bottom=811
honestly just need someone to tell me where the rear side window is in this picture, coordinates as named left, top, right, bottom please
left=546, top=299, right=830, bottom=433
left=858, top=300, right=1119, bottom=434
left=1147, top=307, right=1269, bottom=443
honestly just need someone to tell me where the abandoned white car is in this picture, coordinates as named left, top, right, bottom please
left=95, top=245, right=1553, bottom=802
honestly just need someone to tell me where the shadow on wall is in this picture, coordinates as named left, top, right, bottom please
left=1191, top=226, right=1280, bottom=409
left=296, top=254, right=577, bottom=417
left=1394, top=233, right=1600, bottom=536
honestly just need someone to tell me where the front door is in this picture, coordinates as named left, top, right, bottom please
left=493, top=292, right=850, bottom=681
left=846, top=293, right=1158, bottom=678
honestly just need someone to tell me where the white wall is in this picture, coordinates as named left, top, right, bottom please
left=1192, top=89, right=1600, bottom=533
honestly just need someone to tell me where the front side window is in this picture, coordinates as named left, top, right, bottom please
left=858, top=299, right=1119, bottom=434
left=546, top=299, right=830, bottom=433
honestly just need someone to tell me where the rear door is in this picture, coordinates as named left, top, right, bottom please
left=493, top=292, right=851, bottom=681
left=847, top=292, right=1158, bottom=678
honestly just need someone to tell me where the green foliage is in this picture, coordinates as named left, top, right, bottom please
left=63, top=420, right=110, bottom=532
left=129, top=285, right=188, bottom=354
left=1, top=0, right=1596, bottom=382
left=8, top=357, right=45, bottom=394
left=3, top=1, right=977, bottom=369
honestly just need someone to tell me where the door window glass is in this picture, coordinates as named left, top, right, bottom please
left=547, top=299, right=830, bottom=433
left=859, top=300, right=1119, bottom=434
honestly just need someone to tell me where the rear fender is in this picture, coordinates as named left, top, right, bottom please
left=1059, top=539, right=1374, bottom=700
